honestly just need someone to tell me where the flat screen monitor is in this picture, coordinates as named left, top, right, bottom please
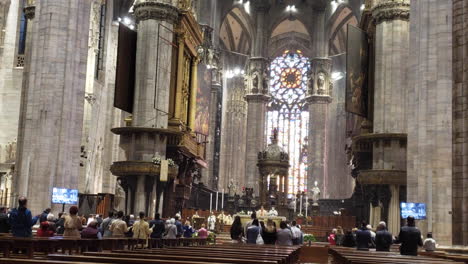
left=52, top=187, right=78, bottom=205
left=400, top=202, right=426, bottom=220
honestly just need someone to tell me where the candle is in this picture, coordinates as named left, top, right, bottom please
left=294, top=194, right=297, bottom=213
left=215, top=191, right=218, bottom=211
left=305, top=195, right=308, bottom=219
left=221, top=189, right=224, bottom=209
left=210, top=193, right=213, bottom=212
left=299, top=194, right=303, bottom=215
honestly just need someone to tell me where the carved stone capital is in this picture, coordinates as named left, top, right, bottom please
left=134, top=1, right=179, bottom=24
left=251, top=0, right=270, bottom=12
left=24, top=6, right=35, bottom=20
left=372, top=1, right=410, bottom=24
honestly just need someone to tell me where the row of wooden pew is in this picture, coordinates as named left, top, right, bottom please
left=0, top=236, right=207, bottom=258
left=329, top=246, right=467, bottom=264
left=0, top=243, right=301, bottom=264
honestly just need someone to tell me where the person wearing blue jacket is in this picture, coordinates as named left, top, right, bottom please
left=8, top=196, right=39, bottom=237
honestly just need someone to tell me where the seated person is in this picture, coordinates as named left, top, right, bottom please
left=37, top=222, right=54, bottom=237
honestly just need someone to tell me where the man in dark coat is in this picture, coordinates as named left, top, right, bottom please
left=355, top=221, right=372, bottom=251
left=8, top=197, right=39, bottom=237
left=396, top=216, right=423, bottom=256
left=375, top=221, right=393, bottom=251
left=149, top=213, right=165, bottom=239
left=0, top=207, right=10, bottom=233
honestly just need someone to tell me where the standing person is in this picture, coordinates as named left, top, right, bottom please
left=291, top=221, right=303, bottom=245
left=0, top=207, right=10, bottom=233
left=375, top=221, right=393, bottom=252
left=63, top=206, right=82, bottom=237
left=262, top=219, right=277, bottom=245
left=39, top=208, right=51, bottom=223
left=8, top=196, right=39, bottom=237
left=342, top=230, right=356, bottom=247
left=396, top=216, right=423, bottom=256
left=246, top=219, right=261, bottom=244
left=149, top=213, right=165, bottom=239
left=328, top=229, right=337, bottom=246
left=197, top=224, right=208, bottom=239
left=244, top=212, right=257, bottom=236
left=132, top=212, right=151, bottom=240
left=110, top=211, right=128, bottom=237
left=55, top=213, right=65, bottom=235
left=174, top=215, right=183, bottom=237
left=276, top=221, right=293, bottom=246
left=183, top=221, right=195, bottom=238
left=46, top=213, right=56, bottom=233
left=230, top=215, right=244, bottom=243
left=423, top=233, right=437, bottom=252
left=164, top=219, right=177, bottom=239
left=336, top=226, right=345, bottom=246
left=356, top=221, right=372, bottom=251
left=101, top=211, right=114, bottom=237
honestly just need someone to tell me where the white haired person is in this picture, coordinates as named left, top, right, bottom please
left=375, top=221, right=393, bottom=251
left=46, top=213, right=56, bottom=233
left=164, top=218, right=177, bottom=239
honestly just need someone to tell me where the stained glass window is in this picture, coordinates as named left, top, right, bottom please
left=266, top=50, right=310, bottom=196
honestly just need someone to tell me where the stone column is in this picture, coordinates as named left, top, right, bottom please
left=407, top=0, right=453, bottom=245
left=130, top=0, right=178, bottom=214
left=244, top=0, right=270, bottom=194
left=306, top=58, right=332, bottom=196
left=453, top=0, right=468, bottom=246
left=371, top=0, right=410, bottom=236
left=14, top=0, right=91, bottom=214
left=207, top=67, right=221, bottom=189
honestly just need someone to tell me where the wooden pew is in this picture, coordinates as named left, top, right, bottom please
left=112, top=249, right=287, bottom=264
left=329, top=247, right=464, bottom=264
left=48, top=254, right=235, bottom=264
left=83, top=252, right=277, bottom=264
left=0, top=259, right=107, bottom=264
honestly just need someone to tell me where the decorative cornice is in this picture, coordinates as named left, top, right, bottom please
left=372, top=1, right=410, bottom=24
left=244, top=94, right=270, bottom=103
left=134, top=1, right=179, bottom=24
left=305, top=95, right=332, bottom=104
left=24, top=6, right=35, bottom=20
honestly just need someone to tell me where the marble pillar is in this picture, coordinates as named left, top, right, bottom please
left=244, top=58, right=269, bottom=194
left=130, top=0, right=178, bottom=214
left=207, top=68, right=221, bottom=189
left=306, top=58, right=332, bottom=197
left=407, top=0, right=453, bottom=245
left=371, top=0, right=410, bottom=236
left=14, top=0, right=91, bottom=214
left=453, top=0, right=468, bottom=246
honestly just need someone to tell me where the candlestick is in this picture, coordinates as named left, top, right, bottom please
left=215, top=191, right=218, bottom=211
left=294, top=194, right=297, bottom=213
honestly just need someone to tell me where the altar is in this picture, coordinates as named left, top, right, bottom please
left=234, top=214, right=286, bottom=227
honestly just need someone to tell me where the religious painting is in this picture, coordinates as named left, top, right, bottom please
left=346, top=25, right=369, bottom=117
left=195, top=64, right=212, bottom=135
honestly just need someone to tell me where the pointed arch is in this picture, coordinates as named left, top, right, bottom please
left=219, top=6, right=253, bottom=55
left=327, top=4, right=358, bottom=55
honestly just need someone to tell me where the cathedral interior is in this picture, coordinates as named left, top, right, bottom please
left=0, top=0, right=467, bottom=249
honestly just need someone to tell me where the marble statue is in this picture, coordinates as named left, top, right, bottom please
left=268, top=207, right=278, bottom=217
left=114, top=179, right=125, bottom=211
left=317, top=72, right=325, bottom=94
left=228, top=179, right=237, bottom=197
left=311, top=180, right=321, bottom=206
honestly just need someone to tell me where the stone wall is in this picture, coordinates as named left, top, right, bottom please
left=452, top=0, right=468, bottom=246
left=407, top=0, right=453, bottom=246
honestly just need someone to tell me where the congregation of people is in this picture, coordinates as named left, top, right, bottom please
left=0, top=196, right=211, bottom=243
left=230, top=212, right=304, bottom=246
left=327, top=215, right=438, bottom=256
